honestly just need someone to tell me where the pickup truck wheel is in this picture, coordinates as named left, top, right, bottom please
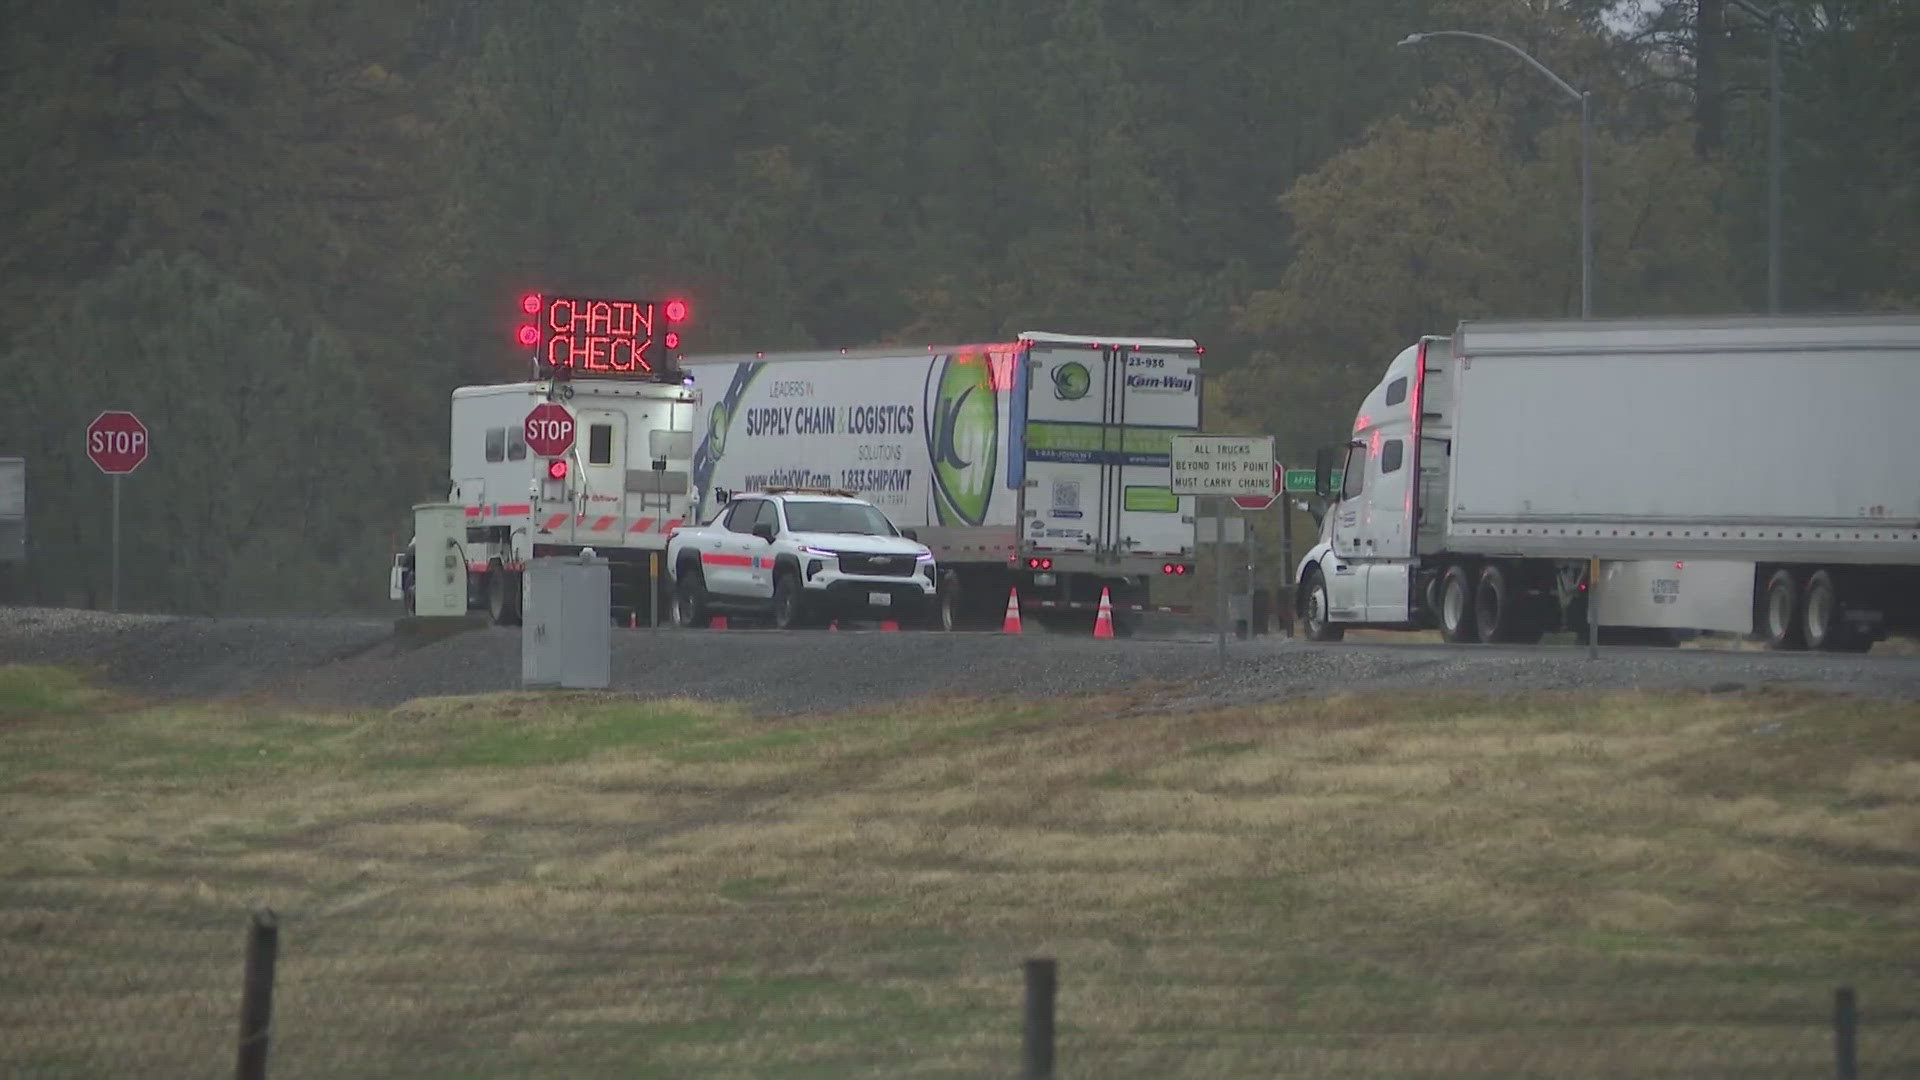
left=1439, top=564, right=1478, bottom=644
left=1763, top=569, right=1805, bottom=651
left=675, top=566, right=711, bottom=629
left=1803, top=570, right=1870, bottom=652
left=487, top=565, right=521, bottom=626
left=772, top=570, right=811, bottom=630
left=934, top=571, right=961, bottom=631
left=1302, top=568, right=1343, bottom=642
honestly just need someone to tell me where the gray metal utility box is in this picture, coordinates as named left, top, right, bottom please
left=520, top=551, right=612, bottom=689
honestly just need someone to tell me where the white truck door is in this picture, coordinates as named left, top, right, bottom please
left=578, top=409, right=627, bottom=530
left=1115, top=348, right=1202, bottom=561
left=1021, top=346, right=1107, bottom=555
left=1323, top=440, right=1370, bottom=621
left=1361, top=429, right=1415, bottom=622
left=707, top=497, right=761, bottom=595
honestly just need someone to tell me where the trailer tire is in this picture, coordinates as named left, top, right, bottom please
left=675, top=566, right=711, bottom=629
left=486, top=565, right=521, bottom=626
left=1301, top=568, right=1343, bottom=642
left=1474, top=564, right=1542, bottom=645
left=1439, top=564, right=1478, bottom=644
left=1763, top=569, right=1805, bottom=651
left=1803, top=570, right=1870, bottom=652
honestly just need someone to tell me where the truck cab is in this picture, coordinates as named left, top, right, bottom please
left=1297, top=336, right=1452, bottom=637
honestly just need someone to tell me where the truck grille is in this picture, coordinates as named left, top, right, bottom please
left=839, top=553, right=914, bottom=576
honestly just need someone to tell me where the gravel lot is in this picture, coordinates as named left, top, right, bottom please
left=5, top=605, right=1920, bottom=711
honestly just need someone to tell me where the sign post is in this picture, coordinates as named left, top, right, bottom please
left=1170, top=435, right=1276, bottom=665
left=86, top=411, right=150, bottom=612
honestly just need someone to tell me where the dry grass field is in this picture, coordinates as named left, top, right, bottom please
left=3, top=663, right=1918, bottom=1077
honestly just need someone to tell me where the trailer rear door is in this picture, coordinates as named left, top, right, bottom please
left=1020, top=339, right=1201, bottom=563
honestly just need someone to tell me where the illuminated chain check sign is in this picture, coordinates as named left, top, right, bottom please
left=541, top=297, right=660, bottom=376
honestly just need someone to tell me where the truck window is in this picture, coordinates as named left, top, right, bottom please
left=1381, top=439, right=1404, bottom=475
left=484, top=427, right=505, bottom=463
left=588, top=424, right=613, bottom=465
left=1385, top=377, right=1408, bottom=406
left=1341, top=446, right=1367, bottom=500
left=722, top=499, right=761, bottom=533
left=507, top=426, right=527, bottom=461
left=754, top=500, right=780, bottom=534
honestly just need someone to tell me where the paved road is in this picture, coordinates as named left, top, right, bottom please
left=6, top=607, right=1919, bottom=712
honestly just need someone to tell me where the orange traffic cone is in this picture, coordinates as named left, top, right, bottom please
left=1093, top=587, right=1115, bottom=639
left=711, top=615, right=729, bottom=631
left=1002, top=588, right=1023, bottom=634
left=829, top=619, right=839, bottom=631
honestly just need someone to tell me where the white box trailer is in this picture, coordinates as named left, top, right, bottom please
left=678, top=331, right=1205, bottom=629
left=1295, top=314, right=1920, bottom=650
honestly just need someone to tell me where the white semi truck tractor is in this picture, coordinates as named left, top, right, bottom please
left=1295, top=314, right=1920, bottom=651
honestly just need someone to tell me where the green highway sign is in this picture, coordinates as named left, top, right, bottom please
left=1283, top=467, right=1341, bottom=494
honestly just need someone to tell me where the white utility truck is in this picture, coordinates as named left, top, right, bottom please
left=678, top=332, right=1205, bottom=631
left=389, top=293, right=700, bottom=625
left=1296, top=314, right=1920, bottom=650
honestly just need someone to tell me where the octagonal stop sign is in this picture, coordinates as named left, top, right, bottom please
left=1231, top=463, right=1282, bottom=512
left=524, top=403, right=576, bottom=457
left=87, top=411, right=150, bottom=474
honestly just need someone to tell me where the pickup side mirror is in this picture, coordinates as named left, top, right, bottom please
left=752, top=523, right=777, bottom=543
left=899, top=527, right=919, bottom=541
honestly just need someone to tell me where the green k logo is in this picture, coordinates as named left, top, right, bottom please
left=1051, top=360, right=1091, bottom=401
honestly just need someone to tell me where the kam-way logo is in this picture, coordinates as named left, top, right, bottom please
left=1051, top=360, right=1091, bottom=401
left=924, top=352, right=999, bottom=526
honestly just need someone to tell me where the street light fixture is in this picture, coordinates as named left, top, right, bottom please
left=1727, top=0, right=1784, bottom=313
left=1399, top=31, right=1592, bottom=319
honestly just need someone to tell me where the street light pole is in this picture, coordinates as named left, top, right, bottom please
left=1399, top=30, right=1592, bottom=318
left=1580, top=89, right=1592, bottom=320
left=1729, top=0, right=1783, bottom=313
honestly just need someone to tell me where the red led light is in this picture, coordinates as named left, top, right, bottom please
left=664, top=331, right=680, bottom=350
left=547, top=459, right=568, bottom=480
left=520, top=293, right=542, bottom=315
left=664, top=299, right=689, bottom=323
left=516, top=324, right=539, bottom=347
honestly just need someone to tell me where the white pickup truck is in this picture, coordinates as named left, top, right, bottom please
left=665, top=487, right=939, bottom=629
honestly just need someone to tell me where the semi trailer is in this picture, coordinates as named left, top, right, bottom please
left=678, top=332, right=1205, bottom=630
left=1295, top=314, right=1920, bottom=650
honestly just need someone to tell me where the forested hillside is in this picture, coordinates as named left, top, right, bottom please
left=2, top=0, right=1913, bottom=612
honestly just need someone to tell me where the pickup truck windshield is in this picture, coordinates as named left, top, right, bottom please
left=784, top=502, right=897, bottom=536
